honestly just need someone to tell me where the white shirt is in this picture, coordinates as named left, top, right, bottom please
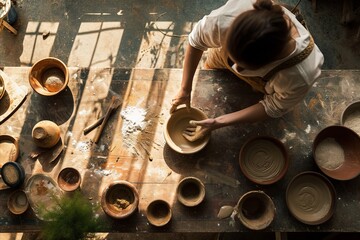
left=188, top=0, right=324, bottom=118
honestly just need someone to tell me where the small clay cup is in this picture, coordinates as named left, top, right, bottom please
left=164, top=106, right=210, bottom=154
left=7, top=189, right=29, bottom=215
left=32, top=120, right=61, bottom=148
left=235, top=190, right=275, bottom=230
left=29, top=57, right=69, bottom=96
left=146, top=199, right=172, bottom=227
left=57, top=167, right=81, bottom=192
left=176, top=177, right=205, bottom=207
left=101, top=181, right=139, bottom=219
left=313, top=125, right=360, bottom=180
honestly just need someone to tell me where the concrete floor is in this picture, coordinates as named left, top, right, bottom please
left=0, top=0, right=360, bottom=239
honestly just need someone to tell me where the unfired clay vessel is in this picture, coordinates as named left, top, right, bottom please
left=32, top=120, right=61, bottom=148
left=236, top=190, right=275, bottom=230
left=7, top=189, right=29, bottom=215
left=146, top=199, right=172, bottom=227
left=176, top=177, right=205, bottom=207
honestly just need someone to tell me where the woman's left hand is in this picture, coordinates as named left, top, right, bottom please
left=182, top=119, right=215, bottom=142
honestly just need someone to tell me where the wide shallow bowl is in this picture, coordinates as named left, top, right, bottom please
left=313, top=125, right=360, bottom=180
left=239, top=136, right=289, bottom=185
left=0, top=135, right=19, bottom=168
left=29, top=57, right=69, bottom=96
left=146, top=199, right=172, bottom=227
left=286, top=171, right=336, bottom=225
left=235, top=190, right=275, bottom=230
left=57, top=167, right=81, bottom=192
left=176, top=176, right=205, bottom=207
left=164, top=107, right=210, bottom=154
left=340, top=101, right=360, bottom=136
left=0, top=74, right=5, bottom=100
left=7, top=189, right=29, bottom=215
left=101, top=181, right=139, bottom=219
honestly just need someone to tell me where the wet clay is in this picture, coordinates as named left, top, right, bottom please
left=241, top=138, right=286, bottom=184
left=42, top=68, right=65, bottom=92
left=286, top=172, right=335, bottom=225
left=315, top=137, right=345, bottom=170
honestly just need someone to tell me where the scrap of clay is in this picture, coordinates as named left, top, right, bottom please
left=217, top=205, right=234, bottom=219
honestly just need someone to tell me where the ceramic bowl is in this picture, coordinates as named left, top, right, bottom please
left=313, top=125, right=360, bottom=180
left=57, top=167, right=81, bottom=192
left=0, top=162, right=25, bottom=188
left=146, top=199, right=172, bottom=227
left=0, top=135, right=19, bottom=168
left=7, top=189, right=29, bottom=215
left=340, top=101, right=360, bottom=136
left=101, top=181, right=139, bottom=219
left=164, top=107, right=210, bottom=154
left=176, top=177, right=205, bottom=207
left=29, top=57, right=69, bottom=96
left=235, top=190, right=275, bottom=230
left=286, top=171, right=336, bottom=225
left=0, top=74, right=5, bottom=100
left=239, top=136, right=289, bottom=185
left=32, top=120, right=61, bottom=148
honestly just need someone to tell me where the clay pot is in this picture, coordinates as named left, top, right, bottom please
left=7, top=189, right=29, bottom=215
left=340, top=101, right=360, bottom=136
left=239, top=136, right=289, bottom=185
left=101, top=181, right=139, bottom=219
left=32, top=120, right=61, bottom=148
left=235, top=190, right=275, bottom=230
left=0, top=162, right=25, bottom=188
left=176, top=177, right=205, bottom=207
left=286, top=171, right=336, bottom=225
left=0, top=73, right=5, bottom=100
left=57, top=167, right=81, bottom=192
left=164, top=106, right=210, bottom=154
left=29, top=57, right=69, bottom=96
left=146, top=199, right=172, bottom=227
left=0, top=135, right=19, bottom=168
left=313, top=125, right=360, bottom=180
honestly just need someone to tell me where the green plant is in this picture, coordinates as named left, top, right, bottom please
left=40, top=191, right=104, bottom=240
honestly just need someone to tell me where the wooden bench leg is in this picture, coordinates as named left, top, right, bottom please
left=0, top=19, right=17, bottom=35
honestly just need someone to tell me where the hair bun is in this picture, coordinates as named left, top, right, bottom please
left=253, top=0, right=274, bottom=11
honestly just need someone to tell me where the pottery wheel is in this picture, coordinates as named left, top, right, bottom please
left=286, top=172, right=335, bottom=225
left=241, top=139, right=285, bottom=183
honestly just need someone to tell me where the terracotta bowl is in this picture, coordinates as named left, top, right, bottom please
left=235, top=190, right=275, bottom=230
left=176, top=177, right=205, bottom=207
left=313, top=125, right=360, bottom=180
left=32, top=120, right=61, bottom=148
left=29, top=57, right=69, bottom=96
left=164, top=107, right=210, bottom=154
left=146, top=199, right=172, bottom=227
left=7, top=189, right=29, bottom=215
left=101, top=181, right=139, bottom=219
left=0, top=135, right=19, bottom=168
left=239, top=136, right=289, bottom=185
left=286, top=171, right=336, bottom=225
left=57, top=167, right=81, bottom=192
left=0, top=162, right=25, bottom=188
left=340, top=101, right=360, bottom=136
left=0, top=74, right=5, bottom=100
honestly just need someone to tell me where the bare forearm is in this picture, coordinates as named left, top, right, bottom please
left=213, top=103, right=269, bottom=129
left=181, top=45, right=204, bottom=93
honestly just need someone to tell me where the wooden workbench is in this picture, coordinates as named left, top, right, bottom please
left=0, top=67, right=359, bottom=233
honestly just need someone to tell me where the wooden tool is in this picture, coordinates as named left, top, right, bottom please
left=93, top=96, right=121, bottom=143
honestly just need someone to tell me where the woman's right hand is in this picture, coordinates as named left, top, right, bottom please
left=170, top=90, right=191, bottom=114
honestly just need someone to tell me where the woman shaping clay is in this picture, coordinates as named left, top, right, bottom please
left=170, top=0, right=324, bottom=141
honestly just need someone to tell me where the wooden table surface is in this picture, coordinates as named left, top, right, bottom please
left=0, top=67, right=360, bottom=232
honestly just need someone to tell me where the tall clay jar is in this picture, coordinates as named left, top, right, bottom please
left=32, top=120, right=61, bottom=148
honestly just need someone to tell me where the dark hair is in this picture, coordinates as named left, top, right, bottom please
left=225, top=0, right=291, bottom=68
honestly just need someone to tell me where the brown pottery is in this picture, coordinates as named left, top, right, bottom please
left=57, top=167, right=81, bottom=192
left=32, top=120, right=61, bottom=148
left=146, top=199, right=172, bottom=227
left=176, top=176, right=205, bottom=207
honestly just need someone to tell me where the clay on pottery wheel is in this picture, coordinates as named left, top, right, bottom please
left=313, top=125, right=360, bottom=180
left=57, top=167, right=81, bottom=192
left=32, top=120, right=61, bottom=148
left=164, top=107, right=210, bottom=154
left=235, top=190, right=275, bottom=230
left=239, top=136, right=289, bottom=185
left=286, top=171, right=336, bottom=225
left=7, top=189, right=29, bottom=215
left=176, top=177, right=205, bottom=207
left=146, top=199, right=172, bottom=227
left=101, top=181, right=139, bottom=219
